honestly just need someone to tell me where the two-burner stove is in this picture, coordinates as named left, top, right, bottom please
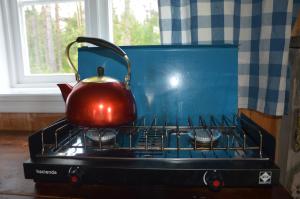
left=23, top=114, right=279, bottom=191
left=23, top=44, right=279, bottom=191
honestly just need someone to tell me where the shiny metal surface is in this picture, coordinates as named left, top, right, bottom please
left=65, top=37, right=131, bottom=88
left=85, top=128, right=117, bottom=143
left=65, top=40, right=80, bottom=81
left=187, top=129, right=221, bottom=144
left=59, top=37, right=137, bottom=128
left=58, top=82, right=136, bottom=128
left=82, top=76, right=118, bottom=83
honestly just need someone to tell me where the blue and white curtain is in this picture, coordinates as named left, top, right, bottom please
left=158, top=0, right=299, bottom=116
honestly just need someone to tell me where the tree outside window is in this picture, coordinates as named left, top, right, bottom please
left=22, top=0, right=160, bottom=75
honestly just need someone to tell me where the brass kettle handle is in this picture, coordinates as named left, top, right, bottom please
left=65, top=37, right=131, bottom=89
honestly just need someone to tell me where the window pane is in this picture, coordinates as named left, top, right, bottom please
left=112, top=0, right=160, bottom=45
left=21, top=1, right=85, bottom=74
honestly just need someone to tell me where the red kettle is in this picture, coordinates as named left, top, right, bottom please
left=58, top=37, right=136, bottom=128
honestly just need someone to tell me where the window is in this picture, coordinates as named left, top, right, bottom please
left=21, top=0, right=85, bottom=74
left=111, top=0, right=160, bottom=46
left=1, top=0, right=160, bottom=87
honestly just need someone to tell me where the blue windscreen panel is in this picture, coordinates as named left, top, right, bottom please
left=78, top=45, right=238, bottom=125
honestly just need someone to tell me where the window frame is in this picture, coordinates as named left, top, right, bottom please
left=1, top=0, right=112, bottom=88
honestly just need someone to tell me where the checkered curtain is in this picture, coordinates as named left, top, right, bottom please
left=158, top=0, right=298, bottom=116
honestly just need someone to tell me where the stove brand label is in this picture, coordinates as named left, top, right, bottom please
left=259, top=171, right=272, bottom=184
left=35, top=169, right=58, bottom=175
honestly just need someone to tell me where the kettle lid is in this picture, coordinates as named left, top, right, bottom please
left=81, top=66, right=119, bottom=83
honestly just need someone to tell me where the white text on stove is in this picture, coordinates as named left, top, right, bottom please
left=35, top=169, right=57, bottom=175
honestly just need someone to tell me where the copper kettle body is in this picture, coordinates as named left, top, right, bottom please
left=58, top=37, right=136, bottom=128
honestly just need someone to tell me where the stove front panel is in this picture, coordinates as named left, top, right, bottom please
left=23, top=159, right=280, bottom=188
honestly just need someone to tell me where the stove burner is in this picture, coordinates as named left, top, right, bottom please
left=85, top=128, right=117, bottom=143
left=187, top=129, right=221, bottom=144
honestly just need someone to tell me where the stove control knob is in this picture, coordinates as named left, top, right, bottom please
left=203, top=170, right=224, bottom=192
left=68, top=166, right=84, bottom=185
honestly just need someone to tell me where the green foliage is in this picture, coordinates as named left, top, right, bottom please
left=112, top=2, right=160, bottom=46
left=25, top=2, right=160, bottom=74
left=25, top=3, right=85, bottom=74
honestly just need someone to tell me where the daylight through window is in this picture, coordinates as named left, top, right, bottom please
left=20, top=0, right=85, bottom=74
left=111, top=0, right=160, bottom=46
left=18, top=0, right=160, bottom=76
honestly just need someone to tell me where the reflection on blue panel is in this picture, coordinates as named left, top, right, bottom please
left=78, top=45, right=238, bottom=125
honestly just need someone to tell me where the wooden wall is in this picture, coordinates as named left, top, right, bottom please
left=240, top=109, right=282, bottom=162
left=292, top=10, right=300, bottom=36
left=0, top=113, right=64, bottom=132
left=240, top=109, right=282, bottom=138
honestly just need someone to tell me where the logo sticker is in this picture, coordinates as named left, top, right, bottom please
left=259, top=171, right=272, bottom=184
left=35, top=169, right=58, bottom=175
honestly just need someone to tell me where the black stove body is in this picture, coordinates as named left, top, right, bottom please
left=23, top=114, right=279, bottom=191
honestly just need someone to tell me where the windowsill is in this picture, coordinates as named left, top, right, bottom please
left=0, top=87, right=65, bottom=113
left=0, top=87, right=61, bottom=95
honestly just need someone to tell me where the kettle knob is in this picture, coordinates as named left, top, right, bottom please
left=97, top=66, right=104, bottom=77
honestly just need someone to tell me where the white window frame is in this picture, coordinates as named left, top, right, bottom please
left=0, top=0, right=159, bottom=113
left=0, top=0, right=112, bottom=88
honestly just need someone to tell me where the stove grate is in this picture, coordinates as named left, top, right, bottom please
left=38, top=115, right=264, bottom=160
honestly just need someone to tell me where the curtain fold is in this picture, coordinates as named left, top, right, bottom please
left=158, top=0, right=298, bottom=116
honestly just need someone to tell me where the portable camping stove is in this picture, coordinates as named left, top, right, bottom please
left=23, top=114, right=279, bottom=191
left=23, top=44, right=279, bottom=191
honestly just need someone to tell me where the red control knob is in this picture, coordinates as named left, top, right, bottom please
left=204, top=170, right=224, bottom=192
left=212, top=179, right=220, bottom=188
left=69, top=166, right=84, bottom=185
left=70, top=175, right=79, bottom=183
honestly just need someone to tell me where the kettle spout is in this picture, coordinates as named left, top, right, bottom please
left=57, top=83, right=73, bottom=103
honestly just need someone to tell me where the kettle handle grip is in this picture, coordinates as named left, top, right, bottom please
left=65, top=37, right=131, bottom=89
left=76, top=37, right=127, bottom=57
